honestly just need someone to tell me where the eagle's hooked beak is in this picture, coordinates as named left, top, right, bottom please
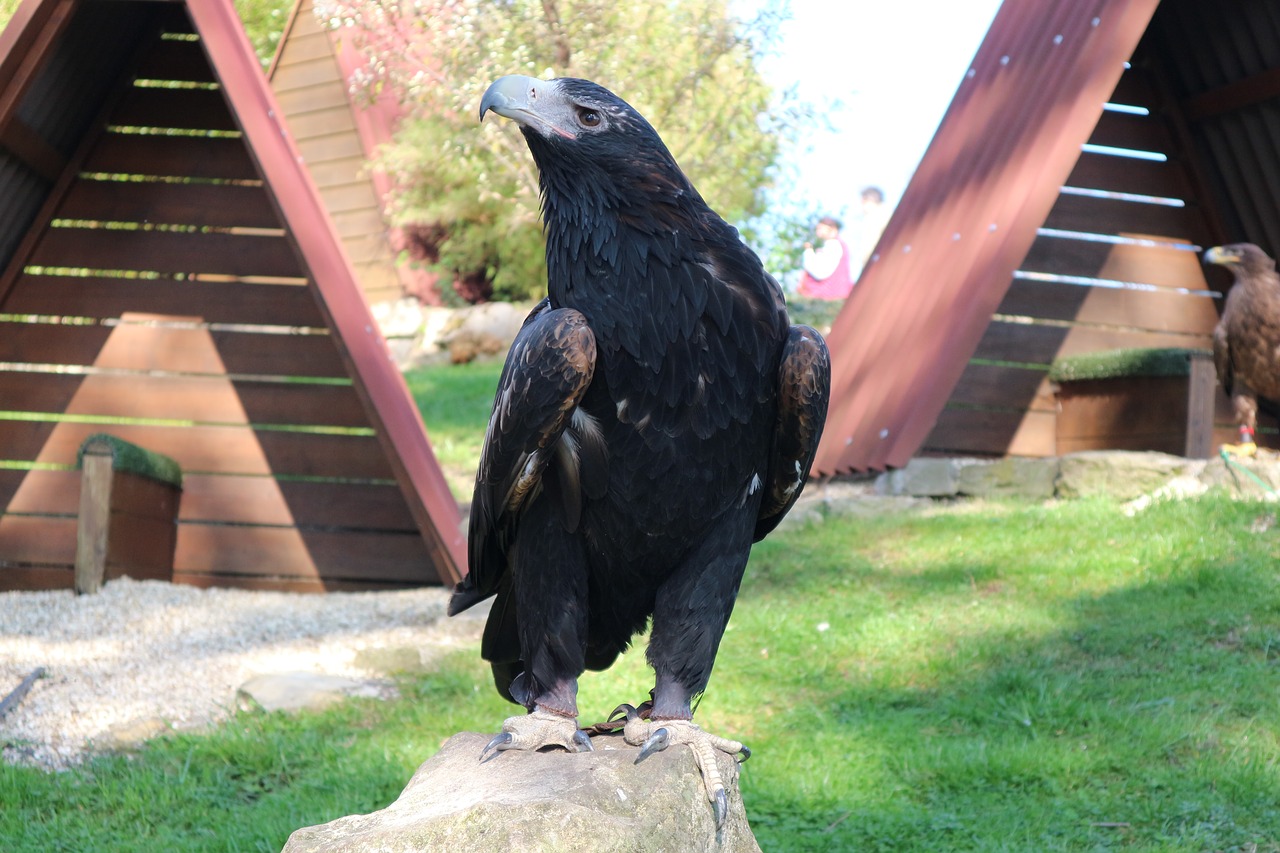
left=1205, top=245, right=1240, bottom=265
left=479, top=75, right=575, bottom=140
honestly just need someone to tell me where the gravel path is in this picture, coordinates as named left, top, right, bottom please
left=0, top=578, right=478, bottom=772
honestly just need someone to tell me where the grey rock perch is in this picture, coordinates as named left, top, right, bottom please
left=283, top=730, right=761, bottom=852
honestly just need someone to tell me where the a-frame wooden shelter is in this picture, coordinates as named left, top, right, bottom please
left=0, top=0, right=464, bottom=591
left=815, top=0, right=1278, bottom=475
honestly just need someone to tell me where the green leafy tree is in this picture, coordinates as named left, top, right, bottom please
left=233, top=0, right=293, bottom=66
left=316, top=0, right=807, bottom=302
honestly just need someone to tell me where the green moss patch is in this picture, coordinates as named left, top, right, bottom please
left=1049, top=347, right=1211, bottom=383
left=75, top=433, right=183, bottom=487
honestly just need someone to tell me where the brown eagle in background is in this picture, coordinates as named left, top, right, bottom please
left=447, top=75, right=831, bottom=826
left=1205, top=243, right=1280, bottom=456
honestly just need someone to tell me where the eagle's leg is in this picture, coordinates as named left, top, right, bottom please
left=622, top=683, right=750, bottom=828
left=483, top=499, right=593, bottom=759
left=482, top=680, right=593, bottom=759
left=1227, top=389, right=1260, bottom=456
left=633, top=528, right=753, bottom=828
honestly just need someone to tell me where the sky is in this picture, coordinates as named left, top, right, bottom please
left=749, top=0, right=1004, bottom=223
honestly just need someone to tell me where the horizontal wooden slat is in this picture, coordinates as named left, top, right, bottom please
left=251, top=430, right=393, bottom=479
left=271, top=57, right=347, bottom=91
left=4, top=275, right=326, bottom=326
left=229, top=382, right=369, bottom=427
left=1019, top=234, right=1211, bottom=291
left=1042, top=192, right=1204, bottom=240
left=997, top=280, right=1220, bottom=334
left=293, top=131, right=365, bottom=163
left=0, top=468, right=55, bottom=512
left=305, top=155, right=370, bottom=191
left=134, top=38, right=218, bottom=83
left=0, top=516, right=76, bottom=567
left=58, top=179, right=281, bottom=229
left=0, top=421, right=393, bottom=479
left=0, top=371, right=83, bottom=415
left=111, top=87, right=238, bottom=132
left=1, top=537, right=440, bottom=584
left=330, top=206, right=390, bottom=240
left=287, top=108, right=362, bottom=142
left=1, top=469, right=79, bottom=514
left=945, top=362, right=1055, bottom=412
left=972, top=319, right=1212, bottom=366
left=0, top=371, right=367, bottom=427
left=0, top=322, right=347, bottom=378
left=922, top=408, right=1056, bottom=458
left=30, top=228, right=305, bottom=278
left=173, top=525, right=436, bottom=583
left=273, top=81, right=349, bottom=115
left=0, top=565, right=74, bottom=591
left=1056, top=433, right=1185, bottom=453
left=1088, top=109, right=1176, bottom=155
left=83, top=133, right=260, bottom=180
left=343, top=233, right=393, bottom=265
left=170, top=572, right=421, bottom=593
left=1064, top=150, right=1195, bottom=200
left=318, top=182, right=382, bottom=216
left=350, top=262, right=403, bottom=296
left=274, top=29, right=337, bottom=66
left=0, top=322, right=112, bottom=365
left=0, top=469, right=419, bottom=531
left=209, top=328, right=348, bottom=378
left=180, top=476, right=419, bottom=529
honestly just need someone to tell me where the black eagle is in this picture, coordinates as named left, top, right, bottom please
left=1205, top=243, right=1280, bottom=455
left=449, top=75, right=830, bottom=825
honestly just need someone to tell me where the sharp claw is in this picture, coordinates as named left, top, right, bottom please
left=481, top=731, right=513, bottom=761
left=635, top=726, right=670, bottom=763
left=572, top=729, right=594, bottom=752
left=713, top=788, right=729, bottom=829
left=737, top=744, right=751, bottom=764
left=608, top=703, right=637, bottom=723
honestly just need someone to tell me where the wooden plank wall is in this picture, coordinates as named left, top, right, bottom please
left=0, top=12, right=440, bottom=592
left=267, top=0, right=403, bottom=306
left=920, top=63, right=1251, bottom=458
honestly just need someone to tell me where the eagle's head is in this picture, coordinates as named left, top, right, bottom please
left=1204, top=243, right=1277, bottom=277
left=479, top=75, right=698, bottom=225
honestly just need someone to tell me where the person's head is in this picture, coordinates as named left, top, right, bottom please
left=860, top=186, right=884, bottom=207
left=815, top=216, right=842, bottom=240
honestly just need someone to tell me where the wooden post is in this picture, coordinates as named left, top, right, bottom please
left=73, top=434, right=181, bottom=595
left=74, top=445, right=115, bottom=595
left=1185, top=351, right=1216, bottom=459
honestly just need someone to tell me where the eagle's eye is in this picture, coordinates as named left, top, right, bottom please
left=576, top=108, right=602, bottom=128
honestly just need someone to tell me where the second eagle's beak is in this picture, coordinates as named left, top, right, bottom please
left=1204, top=245, right=1239, bottom=266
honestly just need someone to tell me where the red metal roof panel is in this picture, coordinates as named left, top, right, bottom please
left=814, top=0, right=1160, bottom=475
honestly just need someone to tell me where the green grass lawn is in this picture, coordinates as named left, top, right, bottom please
left=3, top=361, right=1279, bottom=851
left=404, top=359, right=503, bottom=501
